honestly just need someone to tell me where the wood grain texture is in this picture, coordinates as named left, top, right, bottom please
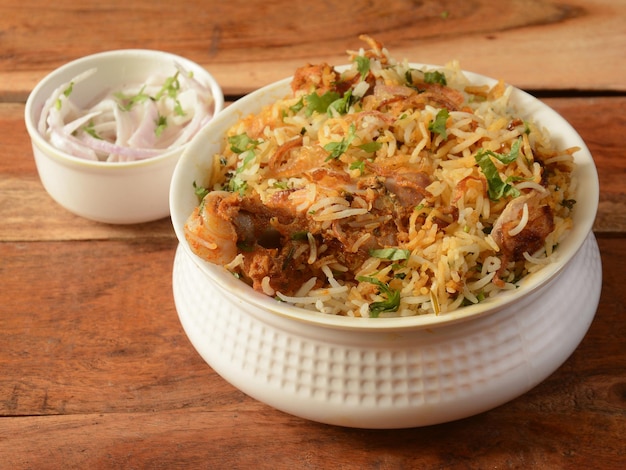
left=1, top=0, right=625, bottom=100
left=0, top=240, right=624, bottom=468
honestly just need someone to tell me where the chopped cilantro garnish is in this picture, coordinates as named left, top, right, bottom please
left=290, top=97, right=304, bottom=113
left=235, top=150, right=256, bottom=174
left=228, top=133, right=260, bottom=154
left=349, top=160, right=366, bottom=173
left=428, top=109, right=450, bottom=139
left=115, top=85, right=150, bottom=111
left=474, top=139, right=522, bottom=200
left=227, top=177, right=247, bottom=195
left=192, top=181, right=209, bottom=202
left=355, top=55, right=371, bottom=80
left=154, top=114, right=167, bottom=137
left=63, top=82, right=74, bottom=98
left=305, top=91, right=341, bottom=116
left=82, top=120, right=101, bottom=140
left=328, top=89, right=353, bottom=115
left=424, top=70, right=447, bottom=86
left=358, top=141, right=382, bottom=153
left=324, top=123, right=356, bottom=160
left=55, top=81, right=75, bottom=110
left=356, top=275, right=401, bottom=317
left=154, top=71, right=181, bottom=102
left=115, top=72, right=186, bottom=136
left=369, top=248, right=410, bottom=261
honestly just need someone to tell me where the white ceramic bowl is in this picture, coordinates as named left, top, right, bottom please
left=25, top=50, right=224, bottom=224
left=170, top=67, right=599, bottom=332
left=169, top=65, right=601, bottom=428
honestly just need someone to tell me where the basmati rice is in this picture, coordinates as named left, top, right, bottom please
left=184, top=35, right=577, bottom=318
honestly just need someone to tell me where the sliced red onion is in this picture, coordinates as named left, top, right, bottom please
left=39, top=64, right=215, bottom=162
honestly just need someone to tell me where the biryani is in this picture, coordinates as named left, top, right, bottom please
left=185, top=35, right=577, bottom=318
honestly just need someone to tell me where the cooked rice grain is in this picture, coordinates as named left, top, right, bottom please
left=185, top=36, right=577, bottom=318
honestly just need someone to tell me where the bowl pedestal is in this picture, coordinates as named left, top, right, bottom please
left=173, top=232, right=601, bottom=429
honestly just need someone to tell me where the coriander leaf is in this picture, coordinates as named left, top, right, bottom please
left=405, top=70, right=414, bottom=85
left=228, top=133, right=259, bottom=154
left=192, top=181, right=209, bottom=202
left=355, top=55, right=371, bottom=79
left=63, top=82, right=74, bottom=98
left=324, top=123, right=356, bottom=161
left=358, top=141, right=382, bottom=153
left=428, top=109, right=450, bottom=139
left=235, top=149, right=256, bottom=174
left=306, top=91, right=341, bottom=116
left=227, top=176, right=247, bottom=195
left=154, top=71, right=181, bottom=101
left=474, top=155, right=515, bottom=200
left=349, top=160, right=365, bottom=173
left=155, top=114, right=167, bottom=137
left=290, top=97, right=304, bottom=113
left=369, top=248, right=410, bottom=261
left=173, top=99, right=185, bottom=116
left=424, top=70, right=447, bottom=85
left=153, top=72, right=187, bottom=117
left=82, top=120, right=101, bottom=140
left=485, top=138, right=521, bottom=164
left=474, top=150, right=521, bottom=200
left=56, top=81, right=75, bottom=109
left=115, top=85, right=150, bottom=111
left=356, top=275, right=401, bottom=317
left=328, top=89, right=352, bottom=115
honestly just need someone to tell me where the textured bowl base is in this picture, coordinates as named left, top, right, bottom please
left=172, top=233, right=602, bottom=429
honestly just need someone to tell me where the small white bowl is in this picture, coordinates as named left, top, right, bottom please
left=25, top=50, right=224, bottom=224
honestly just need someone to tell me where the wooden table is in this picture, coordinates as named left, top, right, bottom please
left=1, top=1, right=625, bottom=467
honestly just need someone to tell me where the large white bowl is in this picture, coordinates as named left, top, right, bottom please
left=170, top=67, right=599, bottom=332
left=169, top=65, right=601, bottom=428
left=25, top=50, right=224, bottom=224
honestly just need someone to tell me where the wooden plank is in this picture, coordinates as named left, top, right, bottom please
left=1, top=0, right=624, bottom=100
left=0, top=239, right=223, bottom=416
left=544, top=97, right=626, bottom=234
left=1, top=400, right=624, bottom=469
left=0, top=236, right=624, bottom=470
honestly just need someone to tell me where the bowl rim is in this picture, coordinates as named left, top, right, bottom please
left=170, top=64, right=599, bottom=332
left=24, top=48, right=225, bottom=170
